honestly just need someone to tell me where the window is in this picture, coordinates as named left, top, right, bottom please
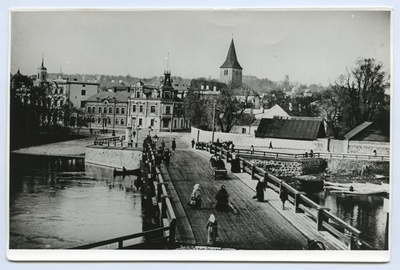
left=81, top=89, right=86, bottom=96
left=139, top=118, right=142, bottom=126
left=108, top=118, right=111, bottom=125
left=164, top=91, right=171, bottom=99
left=80, top=101, right=85, bottom=108
left=242, top=128, right=247, bottom=134
left=121, top=119, right=125, bottom=125
left=116, top=108, right=120, bottom=114
left=82, top=84, right=86, bottom=87
left=98, top=107, right=101, bottom=113
left=181, top=119, right=184, bottom=127
left=98, top=118, right=101, bottom=124
left=151, top=119, right=154, bottom=126
left=115, top=119, right=119, bottom=126
left=91, top=118, right=95, bottom=123
left=136, top=92, right=141, bottom=98
left=87, top=107, right=91, bottom=113
left=121, top=108, right=125, bottom=115
left=165, top=106, right=171, bottom=115
left=150, top=106, right=155, bottom=113
left=174, top=119, right=177, bottom=128
left=92, top=107, right=95, bottom=113
left=109, top=107, right=112, bottom=114
left=139, top=105, right=143, bottom=113
left=103, top=107, right=107, bottom=114
left=132, top=105, right=136, bottom=112
left=224, top=70, right=228, bottom=75
left=59, top=88, right=63, bottom=94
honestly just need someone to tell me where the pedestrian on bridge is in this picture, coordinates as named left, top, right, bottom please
left=188, top=184, right=202, bottom=208
left=171, top=138, right=176, bottom=150
left=215, top=185, right=230, bottom=212
left=206, top=214, right=218, bottom=246
left=256, top=179, right=266, bottom=202
left=164, top=149, right=171, bottom=166
left=280, top=189, right=288, bottom=210
left=191, top=139, right=195, bottom=148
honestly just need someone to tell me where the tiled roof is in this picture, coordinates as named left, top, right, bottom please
left=84, top=90, right=132, bottom=103
left=256, top=118, right=326, bottom=140
left=344, top=122, right=373, bottom=140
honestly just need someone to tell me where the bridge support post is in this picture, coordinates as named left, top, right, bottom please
left=317, top=207, right=330, bottom=231
left=251, top=165, right=256, bottom=180
left=294, top=192, right=306, bottom=213
left=263, top=173, right=268, bottom=188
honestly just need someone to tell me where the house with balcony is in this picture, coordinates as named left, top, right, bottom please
left=127, top=71, right=189, bottom=133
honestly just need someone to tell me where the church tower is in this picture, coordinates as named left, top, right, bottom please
left=35, top=55, right=48, bottom=86
left=220, top=39, right=242, bottom=87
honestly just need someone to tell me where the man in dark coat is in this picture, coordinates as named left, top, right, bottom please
left=215, top=185, right=230, bottom=212
left=256, top=180, right=266, bottom=202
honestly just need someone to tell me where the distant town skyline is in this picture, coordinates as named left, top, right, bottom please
left=10, top=10, right=390, bottom=86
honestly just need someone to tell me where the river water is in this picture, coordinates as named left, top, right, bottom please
left=9, top=154, right=144, bottom=249
left=9, top=154, right=388, bottom=250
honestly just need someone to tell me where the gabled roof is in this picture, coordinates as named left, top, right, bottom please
left=344, top=122, right=373, bottom=140
left=84, top=90, right=132, bottom=103
left=256, top=118, right=326, bottom=140
left=255, top=104, right=290, bottom=119
left=220, top=39, right=242, bottom=70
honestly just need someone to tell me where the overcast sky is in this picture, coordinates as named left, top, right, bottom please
left=10, top=9, right=390, bottom=86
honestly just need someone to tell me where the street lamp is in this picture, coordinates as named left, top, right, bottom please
left=111, top=97, right=117, bottom=136
left=135, top=126, right=141, bottom=147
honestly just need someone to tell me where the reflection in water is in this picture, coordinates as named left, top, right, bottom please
left=9, top=154, right=144, bottom=249
left=306, top=188, right=387, bottom=250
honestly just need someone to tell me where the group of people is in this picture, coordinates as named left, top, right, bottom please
left=254, top=179, right=288, bottom=210
left=304, top=150, right=314, bottom=158
left=187, top=183, right=231, bottom=246
left=152, top=138, right=177, bottom=166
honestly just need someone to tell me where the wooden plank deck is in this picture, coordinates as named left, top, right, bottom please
left=159, top=148, right=321, bottom=250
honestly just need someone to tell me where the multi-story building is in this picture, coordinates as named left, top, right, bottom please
left=127, top=71, right=189, bottom=135
left=53, top=76, right=99, bottom=110
left=83, top=87, right=132, bottom=134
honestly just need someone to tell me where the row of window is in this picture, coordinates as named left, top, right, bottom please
left=93, top=117, right=126, bottom=126
left=87, top=106, right=126, bottom=115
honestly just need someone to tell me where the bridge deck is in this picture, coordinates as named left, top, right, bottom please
left=159, top=146, right=347, bottom=250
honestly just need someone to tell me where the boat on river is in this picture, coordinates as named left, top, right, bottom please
left=113, top=168, right=141, bottom=177
left=324, top=181, right=389, bottom=196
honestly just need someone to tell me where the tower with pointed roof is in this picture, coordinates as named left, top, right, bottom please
left=220, top=39, right=242, bottom=87
left=34, top=55, right=48, bottom=86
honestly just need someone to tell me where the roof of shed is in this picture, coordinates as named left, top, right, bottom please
left=256, top=118, right=325, bottom=140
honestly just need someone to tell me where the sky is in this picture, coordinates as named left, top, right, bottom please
left=10, top=9, right=391, bottom=86
left=10, top=9, right=390, bottom=85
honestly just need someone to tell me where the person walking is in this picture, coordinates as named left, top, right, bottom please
left=269, top=141, right=273, bottom=149
left=215, top=185, right=230, bottom=212
left=164, top=149, right=171, bottom=166
left=171, top=138, right=176, bottom=150
left=191, top=139, right=195, bottom=148
left=250, top=145, right=254, bottom=154
left=206, top=214, right=218, bottom=246
left=279, top=189, right=288, bottom=210
left=132, top=130, right=136, bottom=138
left=188, top=184, right=201, bottom=208
left=256, top=179, right=266, bottom=202
left=161, top=140, right=165, bottom=149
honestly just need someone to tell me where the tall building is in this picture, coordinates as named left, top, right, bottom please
left=34, top=55, right=49, bottom=87
left=219, top=39, right=243, bottom=87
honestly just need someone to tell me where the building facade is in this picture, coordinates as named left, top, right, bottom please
left=220, top=39, right=243, bottom=87
left=127, top=71, right=189, bottom=135
left=53, top=77, right=99, bottom=109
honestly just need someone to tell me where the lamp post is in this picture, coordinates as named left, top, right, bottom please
left=135, top=126, right=141, bottom=147
left=111, top=97, right=117, bottom=136
left=211, top=99, right=216, bottom=143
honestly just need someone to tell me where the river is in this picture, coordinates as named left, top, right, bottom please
left=9, top=154, right=144, bottom=249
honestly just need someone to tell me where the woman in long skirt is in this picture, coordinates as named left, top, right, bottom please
left=215, top=185, right=230, bottom=212
left=206, top=214, right=218, bottom=246
left=256, top=179, right=266, bottom=202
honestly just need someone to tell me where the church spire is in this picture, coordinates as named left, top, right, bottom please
left=220, top=39, right=242, bottom=70
left=42, top=54, right=44, bottom=67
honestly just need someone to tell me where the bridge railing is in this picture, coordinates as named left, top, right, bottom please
left=196, top=142, right=389, bottom=161
left=196, top=141, right=362, bottom=250
left=146, top=146, right=177, bottom=245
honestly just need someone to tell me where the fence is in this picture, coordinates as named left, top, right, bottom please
left=196, top=141, right=363, bottom=250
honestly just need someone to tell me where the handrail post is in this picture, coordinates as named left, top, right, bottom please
left=118, top=240, right=123, bottom=249
left=317, top=207, right=330, bottom=231
left=169, top=218, right=176, bottom=245
left=251, top=164, right=255, bottom=180
left=263, top=173, right=268, bottom=189
left=294, top=192, right=306, bottom=213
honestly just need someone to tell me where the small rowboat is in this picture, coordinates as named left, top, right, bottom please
left=113, top=168, right=141, bottom=177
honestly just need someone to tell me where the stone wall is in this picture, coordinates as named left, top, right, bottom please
left=85, top=146, right=142, bottom=169
left=243, top=157, right=326, bottom=177
left=326, top=159, right=389, bottom=176
left=348, top=140, right=390, bottom=156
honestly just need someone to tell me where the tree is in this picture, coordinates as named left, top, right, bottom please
left=332, top=58, right=390, bottom=134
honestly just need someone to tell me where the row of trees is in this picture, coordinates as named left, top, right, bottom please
left=184, top=58, right=390, bottom=139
